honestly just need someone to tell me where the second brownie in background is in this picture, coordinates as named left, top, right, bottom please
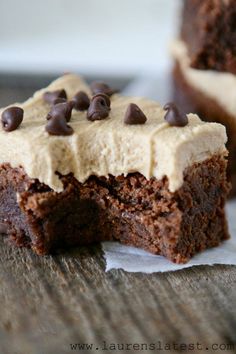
left=171, top=0, right=236, bottom=196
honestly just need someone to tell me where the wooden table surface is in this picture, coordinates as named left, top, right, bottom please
left=0, top=77, right=236, bottom=354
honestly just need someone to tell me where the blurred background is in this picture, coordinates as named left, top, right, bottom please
left=0, top=0, right=181, bottom=105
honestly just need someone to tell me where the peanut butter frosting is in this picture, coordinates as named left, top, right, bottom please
left=171, top=39, right=236, bottom=118
left=0, top=74, right=227, bottom=192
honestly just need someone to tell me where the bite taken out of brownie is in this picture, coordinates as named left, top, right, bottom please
left=0, top=155, right=230, bottom=264
left=0, top=74, right=231, bottom=263
left=181, top=0, right=236, bottom=74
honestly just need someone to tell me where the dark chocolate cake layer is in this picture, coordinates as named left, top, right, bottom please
left=181, top=0, right=236, bottom=74
left=0, top=155, right=230, bottom=264
left=173, top=62, right=236, bottom=196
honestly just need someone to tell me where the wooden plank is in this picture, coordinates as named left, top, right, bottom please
left=0, top=237, right=236, bottom=354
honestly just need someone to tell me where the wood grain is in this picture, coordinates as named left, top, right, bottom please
left=0, top=237, right=236, bottom=354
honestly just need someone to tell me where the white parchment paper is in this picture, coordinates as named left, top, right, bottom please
left=102, top=201, right=236, bottom=273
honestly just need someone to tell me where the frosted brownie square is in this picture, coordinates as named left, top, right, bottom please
left=0, top=74, right=230, bottom=263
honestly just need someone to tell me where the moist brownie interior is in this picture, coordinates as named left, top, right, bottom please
left=0, top=154, right=229, bottom=264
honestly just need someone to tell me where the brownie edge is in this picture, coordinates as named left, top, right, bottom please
left=181, top=0, right=236, bottom=74
left=172, top=61, right=236, bottom=196
left=0, top=155, right=230, bottom=263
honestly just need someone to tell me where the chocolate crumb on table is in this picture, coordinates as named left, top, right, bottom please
left=0, top=74, right=230, bottom=263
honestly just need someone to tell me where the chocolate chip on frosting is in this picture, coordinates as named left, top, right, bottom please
left=43, top=89, right=67, bottom=104
left=92, top=93, right=111, bottom=108
left=72, top=91, right=90, bottom=111
left=87, top=94, right=110, bottom=121
left=90, top=81, right=116, bottom=97
left=47, top=101, right=74, bottom=122
left=53, top=97, right=67, bottom=105
left=45, top=115, right=74, bottom=136
left=164, top=102, right=188, bottom=127
left=124, top=103, right=147, bottom=125
left=1, top=107, right=24, bottom=132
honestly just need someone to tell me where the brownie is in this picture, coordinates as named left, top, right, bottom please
left=0, top=74, right=230, bottom=263
left=172, top=61, right=236, bottom=196
left=181, top=0, right=236, bottom=74
left=0, top=155, right=230, bottom=264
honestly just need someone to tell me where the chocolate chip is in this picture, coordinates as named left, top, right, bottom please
left=1, top=107, right=24, bottom=132
left=47, top=101, right=74, bottom=122
left=87, top=95, right=110, bottom=121
left=92, top=93, right=111, bottom=108
left=43, top=89, right=67, bottom=104
left=124, top=103, right=147, bottom=125
left=53, top=97, right=67, bottom=105
left=90, top=81, right=116, bottom=97
left=45, top=115, right=73, bottom=136
left=72, top=91, right=90, bottom=111
left=163, top=102, right=188, bottom=127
